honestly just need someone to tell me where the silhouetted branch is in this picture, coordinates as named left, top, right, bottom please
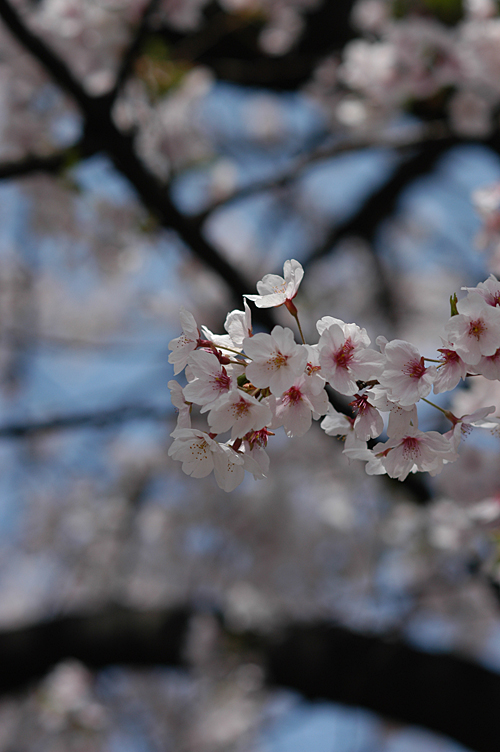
left=0, top=604, right=499, bottom=752
left=0, top=0, right=275, bottom=328
left=0, top=405, right=170, bottom=439
left=108, top=0, right=163, bottom=103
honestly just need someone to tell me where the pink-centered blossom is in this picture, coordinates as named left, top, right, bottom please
left=463, top=274, right=500, bottom=307
left=207, top=390, right=272, bottom=440
left=244, top=259, right=303, bottom=309
left=318, top=321, right=384, bottom=396
left=445, top=292, right=500, bottom=365
left=183, top=350, right=233, bottom=408
left=349, top=392, right=384, bottom=440
left=168, top=429, right=220, bottom=479
left=378, top=339, right=436, bottom=406
left=433, top=345, right=468, bottom=394
left=373, top=427, right=458, bottom=481
left=445, top=406, right=499, bottom=449
left=271, top=375, right=329, bottom=437
left=243, top=326, right=307, bottom=395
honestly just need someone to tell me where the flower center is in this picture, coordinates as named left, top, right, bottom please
left=468, top=318, right=486, bottom=340
left=283, top=386, right=302, bottom=405
left=232, top=398, right=250, bottom=417
left=438, top=348, right=460, bottom=364
left=334, top=339, right=355, bottom=369
left=272, top=352, right=289, bottom=369
left=403, top=356, right=426, bottom=378
left=401, top=436, right=420, bottom=460
left=214, top=368, right=231, bottom=392
left=350, top=394, right=369, bottom=414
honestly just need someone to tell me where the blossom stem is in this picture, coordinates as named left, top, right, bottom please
left=421, top=397, right=450, bottom=417
left=293, top=313, right=306, bottom=344
left=424, top=358, right=441, bottom=363
left=216, top=344, right=250, bottom=357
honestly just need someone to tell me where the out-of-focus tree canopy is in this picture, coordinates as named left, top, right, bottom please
left=1, top=0, right=500, bottom=750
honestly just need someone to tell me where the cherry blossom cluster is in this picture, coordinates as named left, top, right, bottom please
left=312, top=0, right=500, bottom=139
left=168, top=259, right=500, bottom=492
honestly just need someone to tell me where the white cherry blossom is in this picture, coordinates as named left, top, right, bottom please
left=318, top=321, right=384, bottom=396
left=168, top=307, right=200, bottom=374
left=349, top=392, right=384, bottom=441
left=378, top=339, right=436, bottom=406
left=373, top=427, right=458, bottom=481
left=244, top=259, right=304, bottom=308
left=168, top=429, right=219, bottom=479
left=183, top=350, right=233, bottom=407
left=445, top=292, right=500, bottom=365
left=207, top=390, right=272, bottom=439
left=224, top=299, right=253, bottom=347
left=212, top=442, right=246, bottom=492
left=320, top=403, right=367, bottom=453
left=433, top=344, right=469, bottom=394
left=243, top=326, right=307, bottom=395
left=271, top=375, right=329, bottom=437
left=463, top=274, right=500, bottom=307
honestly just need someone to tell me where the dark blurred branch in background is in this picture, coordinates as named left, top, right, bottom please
left=0, top=604, right=497, bottom=752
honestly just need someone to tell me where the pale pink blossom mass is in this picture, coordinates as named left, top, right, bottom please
left=168, top=259, right=500, bottom=491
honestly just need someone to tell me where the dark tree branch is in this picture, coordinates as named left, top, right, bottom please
left=0, top=405, right=170, bottom=439
left=0, top=0, right=92, bottom=110
left=0, top=150, right=69, bottom=180
left=0, top=605, right=499, bottom=752
left=304, top=134, right=462, bottom=266
left=0, top=0, right=275, bottom=329
left=108, top=0, right=163, bottom=104
left=159, top=0, right=357, bottom=90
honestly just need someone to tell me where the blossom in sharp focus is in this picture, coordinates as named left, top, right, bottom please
left=321, top=403, right=367, bottom=453
left=168, top=429, right=219, bottom=479
left=349, top=392, right=384, bottom=440
left=212, top=442, right=246, bottom=492
left=271, top=375, right=329, bottom=437
left=206, top=390, right=272, bottom=440
left=374, top=427, right=458, bottom=481
left=224, top=299, right=253, bottom=347
left=168, top=307, right=200, bottom=374
left=463, top=274, right=500, bottom=307
left=182, top=350, right=233, bottom=408
left=318, top=321, right=384, bottom=396
left=445, top=292, right=500, bottom=365
left=433, top=344, right=469, bottom=394
left=244, top=259, right=303, bottom=308
left=243, top=326, right=307, bottom=395
left=445, top=405, right=499, bottom=449
left=378, top=339, right=436, bottom=406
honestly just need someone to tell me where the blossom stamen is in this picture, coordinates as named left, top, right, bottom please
left=334, top=339, right=355, bottom=369
left=402, top=356, right=427, bottom=378
left=401, top=436, right=420, bottom=460
left=468, top=318, right=486, bottom=339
